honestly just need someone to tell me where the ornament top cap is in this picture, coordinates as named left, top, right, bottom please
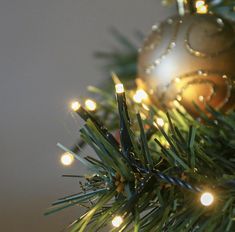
left=176, top=0, right=198, bottom=16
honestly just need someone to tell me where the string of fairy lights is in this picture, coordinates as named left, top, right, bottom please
left=111, top=192, right=214, bottom=228
left=59, top=80, right=215, bottom=228
left=59, top=1, right=214, bottom=228
left=60, top=99, right=97, bottom=166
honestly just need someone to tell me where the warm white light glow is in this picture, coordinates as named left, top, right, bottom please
left=133, top=89, right=148, bottom=103
left=140, top=112, right=147, bottom=120
left=112, top=215, right=123, bottom=228
left=198, top=5, right=208, bottom=13
left=156, top=117, right=164, bottom=127
left=200, top=192, right=214, bottom=206
left=60, top=152, right=74, bottom=166
left=175, top=77, right=181, bottom=83
left=85, top=99, right=97, bottom=111
left=195, top=0, right=208, bottom=14
left=115, top=83, right=124, bottom=94
left=71, top=101, right=81, bottom=111
left=195, top=0, right=204, bottom=8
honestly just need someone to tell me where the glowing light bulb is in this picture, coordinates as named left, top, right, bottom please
left=198, top=5, right=208, bottom=13
left=112, top=215, right=123, bottom=228
left=200, top=192, right=214, bottom=206
left=133, top=89, right=148, bottom=103
left=85, top=99, right=97, bottom=111
left=195, top=0, right=208, bottom=14
left=71, top=101, right=81, bottom=111
left=156, top=117, right=164, bottom=127
left=60, top=152, right=74, bottom=166
left=115, top=83, right=124, bottom=94
left=195, top=0, right=204, bottom=8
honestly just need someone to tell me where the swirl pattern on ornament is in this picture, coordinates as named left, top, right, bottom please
left=185, top=16, right=235, bottom=58
left=161, top=70, right=233, bottom=110
left=177, top=80, right=216, bottom=103
left=139, top=18, right=180, bottom=75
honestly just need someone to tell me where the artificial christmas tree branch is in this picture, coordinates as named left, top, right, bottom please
left=47, top=81, right=235, bottom=231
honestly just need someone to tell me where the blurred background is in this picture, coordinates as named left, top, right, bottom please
left=0, top=1, right=174, bottom=231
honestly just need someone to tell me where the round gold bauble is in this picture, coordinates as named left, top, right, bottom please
left=138, top=13, right=235, bottom=117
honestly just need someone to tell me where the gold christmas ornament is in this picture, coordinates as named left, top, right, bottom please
left=138, top=0, right=235, bottom=117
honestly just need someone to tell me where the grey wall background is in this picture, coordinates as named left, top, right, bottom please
left=0, top=1, right=175, bottom=231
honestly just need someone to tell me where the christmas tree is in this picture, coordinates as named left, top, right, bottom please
left=46, top=1, right=235, bottom=231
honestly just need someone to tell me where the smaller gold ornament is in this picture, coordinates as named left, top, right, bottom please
left=138, top=0, right=235, bottom=117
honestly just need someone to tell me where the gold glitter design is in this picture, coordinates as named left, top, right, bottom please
left=185, top=17, right=235, bottom=58
left=160, top=70, right=233, bottom=110
left=139, top=18, right=180, bottom=75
